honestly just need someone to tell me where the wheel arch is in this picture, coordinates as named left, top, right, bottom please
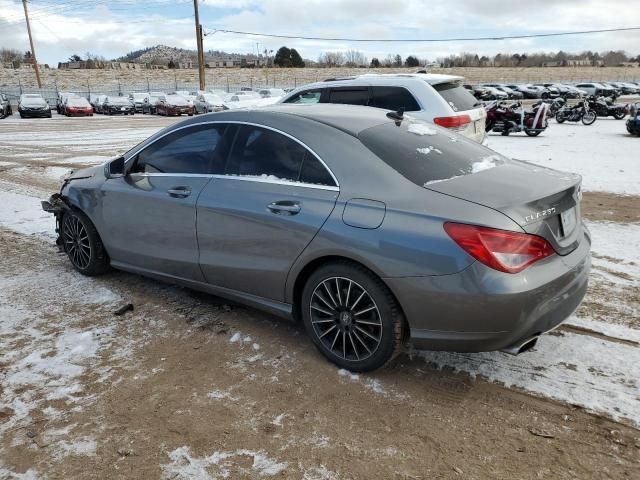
left=288, top=254, right=407, bottom=332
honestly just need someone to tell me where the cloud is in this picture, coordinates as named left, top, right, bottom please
left=0, top=0, right=638, bottom=65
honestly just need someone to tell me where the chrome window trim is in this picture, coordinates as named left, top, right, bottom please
left=125, top=120, right=340, bottom=188
left=131, top=172, right=339, bottom=192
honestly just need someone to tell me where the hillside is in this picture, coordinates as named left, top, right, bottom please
left=115, top=44, right=260, bottom=65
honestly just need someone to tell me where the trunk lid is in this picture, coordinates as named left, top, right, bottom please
left=425, top=160, right=583, bottom=255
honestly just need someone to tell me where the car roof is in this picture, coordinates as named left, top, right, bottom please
left=182, top=103, right=393, bottom=137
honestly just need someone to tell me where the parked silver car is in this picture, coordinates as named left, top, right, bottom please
left=42, top=105, right=590, bottom=371
left=193, top=93, right=227, bottom=114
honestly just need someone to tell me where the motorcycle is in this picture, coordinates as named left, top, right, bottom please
left=626, top=103, right=640, bottom=136
left=555, top=99, right=597, bottom=125
left=485, top=101, right=549, bottom=137
left=533, top=97, right=566, bottom=117
left=587, top=95, right=628, bottom=120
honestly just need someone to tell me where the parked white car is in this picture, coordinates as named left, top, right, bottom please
left=278, top=73, right=486, bottom=143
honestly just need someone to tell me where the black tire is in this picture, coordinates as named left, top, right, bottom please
left=613, top=110, right=626, bottom=120
left=301, top=261, right=405, bottom=372
left=525, top=129, right=542, bottom=137
left=555, top=112, right=566, bottom=123
left=582, top=111, right=597, bottom=125
left=60, top=209, right=110, bottom=276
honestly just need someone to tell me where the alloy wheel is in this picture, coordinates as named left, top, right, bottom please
left=309, top=277, right=382, bottom=362
left=63, top=215, right=92, bottom=270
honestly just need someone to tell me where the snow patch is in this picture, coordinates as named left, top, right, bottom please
left=337, top=369, right=359, bottom=381
left=471, top=154, right=503, bottom=173
left=161, top=446, right=287, bottom=479
left=416, top=146, right=442, bottom=156
left=0, top=190, right=55, bottom=238
left=407, top=123, right=437, bottom=136
left=418, top=330, right=640, bottom=426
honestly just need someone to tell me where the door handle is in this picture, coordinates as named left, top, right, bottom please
left=267, top=201, right=301, bottom=215
left=167, top=187, right=191, bottom=198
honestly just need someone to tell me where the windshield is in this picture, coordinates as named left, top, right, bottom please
left=203, top=94, right=223, bottom=103
left=166, top=95, right=188, bottom=106
left=68, top=98, right=90, bottom=107
left=110, top=97, right=131, bottom=105
left=430, top=81, right=478, bottom=112
left=359, top=118, right=507, bottom=187
left=131, top=93, right=146, bottom=101
left=21, top=96, right=46, bottom=106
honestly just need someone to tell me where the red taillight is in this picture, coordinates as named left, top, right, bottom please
left=433, top=115, right=471, bottom=129
left=444, top=222, right=555, bottom=274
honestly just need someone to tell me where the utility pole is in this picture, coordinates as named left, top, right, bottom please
left=22, top=0, right=42, bottom=88
left=193, top=0, right=205, bottom=91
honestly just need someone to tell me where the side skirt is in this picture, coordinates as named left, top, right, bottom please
left=110, top=261, right=294, bottom=321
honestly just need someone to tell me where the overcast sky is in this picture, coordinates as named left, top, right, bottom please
left=1, top=0, right=639, bottom=66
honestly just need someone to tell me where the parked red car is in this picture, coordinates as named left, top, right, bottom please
left=64, top=97, right=93, bottom=117
left=156, top=94, right=193, bottom=116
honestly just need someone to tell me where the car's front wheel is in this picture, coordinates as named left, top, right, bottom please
left=61, top=209, right=110, bottom=276
left=301, top=262, right=404, bottom=372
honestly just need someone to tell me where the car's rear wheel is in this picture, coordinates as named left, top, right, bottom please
left=61, top=210, right=110, bottom=276
left=301, top=262, right=404, bottom=372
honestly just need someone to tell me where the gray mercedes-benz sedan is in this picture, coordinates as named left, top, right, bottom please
left=42, top=104, right=590, bottom=371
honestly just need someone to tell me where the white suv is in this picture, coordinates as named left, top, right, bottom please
left=278, top=73, right=486, bottom=143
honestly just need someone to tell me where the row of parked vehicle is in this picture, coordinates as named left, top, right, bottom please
left=467, top=81, right=640, bottom=102
left=483, top=92, right=635, bottom=137
left=0, top=87, right=289, bottom=119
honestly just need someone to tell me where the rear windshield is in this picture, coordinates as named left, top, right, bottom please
left=358, top=118, right=506, bottom=187
left=431, top=81, right=479, bottom=112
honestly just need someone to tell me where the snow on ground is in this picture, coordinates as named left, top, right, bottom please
left=488, top=118, right=640, bottom=195
left=0, top=190, right=55, bottom=238
left=586, top=221, right=640, bottom=281
left=418, top=327, right=640, bottom=426
left=0, top=256, right=122, bottom=445
left=161, top=446, right=287, bottom=479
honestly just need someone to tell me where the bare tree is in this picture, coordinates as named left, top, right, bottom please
left=318, top=51, right=345, bottom=67
left=344, top=50, right=368, bottom=67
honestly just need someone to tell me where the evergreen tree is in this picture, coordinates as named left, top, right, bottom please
left=370, top=58, right=380, bottom=67
left=290, top=48, right=305, bottom=68
left=404, top=55, right=419, bottom=67
left=274, top=47, right=292, bottom=67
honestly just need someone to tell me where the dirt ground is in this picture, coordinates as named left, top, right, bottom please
left=0, top=113, right=639, bottom=479
left=1, top=230, right=639, bottom=480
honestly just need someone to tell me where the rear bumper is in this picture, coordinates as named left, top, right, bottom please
left=386, top=228, right=591, bottom=353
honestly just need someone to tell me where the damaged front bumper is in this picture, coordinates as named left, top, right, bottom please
left=41, top=193, right=70, bottom=250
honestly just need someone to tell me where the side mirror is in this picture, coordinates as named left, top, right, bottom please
left=105, top=156, right=125, bottom=179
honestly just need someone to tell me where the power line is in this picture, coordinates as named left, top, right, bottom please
left=205, top=26, right=640, bottom=42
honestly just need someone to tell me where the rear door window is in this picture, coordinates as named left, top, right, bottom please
left=226, top=125, right=336, bottom=186
left=432, top=81, right=479, bottom=112
left=369, top=86, right=420, bottom=112
left=133, top=124, right=229, bottom=174
left=359, top=119, right=506, bottom=187
left=326, top=87, right=369, bottom=105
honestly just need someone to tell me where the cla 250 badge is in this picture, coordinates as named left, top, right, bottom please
left=524, top=207, right=556, bottom=223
